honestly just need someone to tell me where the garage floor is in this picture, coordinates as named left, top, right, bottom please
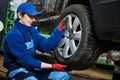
left=0, top=54, right=113, bottom=80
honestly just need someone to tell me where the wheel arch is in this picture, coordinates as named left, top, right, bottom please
left=66, top=0, right=91, bottom=7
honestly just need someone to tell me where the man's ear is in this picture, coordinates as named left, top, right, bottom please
left=17, top=12, right=22, bottom=19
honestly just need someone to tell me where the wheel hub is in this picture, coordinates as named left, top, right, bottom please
left=57, top=14, right=82, bottom=58
left=68, top=29, right=74, bottom=40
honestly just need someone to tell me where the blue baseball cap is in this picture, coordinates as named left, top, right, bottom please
left=17, top=2, right=41, bottom=16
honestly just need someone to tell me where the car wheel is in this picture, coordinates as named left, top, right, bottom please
left=54, top=4, right=101, bottom=70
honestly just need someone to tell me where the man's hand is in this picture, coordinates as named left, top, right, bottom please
left=52, top=63, right=67, bottom=71
left=58, top=17, right=68, bottom=31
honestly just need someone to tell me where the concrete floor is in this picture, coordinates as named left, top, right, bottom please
left=0, top=54, right=113, bottom=80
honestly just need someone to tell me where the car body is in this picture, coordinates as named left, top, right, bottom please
left=37, top=0, right=120, bottom=69
left=36, top=0, right=120, bottom=41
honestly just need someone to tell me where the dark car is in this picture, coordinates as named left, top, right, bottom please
left=38, top=0, right=120, bottom=70
left=0, top=0, right=120, bottom=70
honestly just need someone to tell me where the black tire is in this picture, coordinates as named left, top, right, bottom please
left=54, top=4, right=101, bottom=70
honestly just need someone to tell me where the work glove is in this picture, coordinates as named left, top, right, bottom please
left=58, top=17, right=68, bottom=31
left=52, top=63, right=67, bottom=71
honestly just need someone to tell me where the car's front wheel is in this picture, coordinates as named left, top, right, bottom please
left=54, top=4, right=101, bottom=70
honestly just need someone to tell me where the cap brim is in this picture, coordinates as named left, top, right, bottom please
left=27, top=10, right=41, bottom=16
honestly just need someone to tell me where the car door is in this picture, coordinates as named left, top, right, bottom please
left=90, top=0, right=120, bottom=40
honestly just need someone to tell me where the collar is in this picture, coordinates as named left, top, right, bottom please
left=14, top=20, right=33, bottom=34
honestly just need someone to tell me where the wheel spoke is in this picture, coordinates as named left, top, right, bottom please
left=62, top=42, right=70, bottom=57
left=73, top=31, right=81, bottom=40
left=67, top=15, right=73, bottom=30
left=70, top=40, right=77, bottom=54
left=57, top=37, right=68, bottom=48
left=64, top=30, right=69, bottom=37
left=73, top=17, right=80, bottom=31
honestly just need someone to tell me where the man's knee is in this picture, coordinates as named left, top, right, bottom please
left=8, top=71, right=37, bottom=80
left=59, top=72, right=70, bottom=80
left=48, top=71, right=70, bottom=80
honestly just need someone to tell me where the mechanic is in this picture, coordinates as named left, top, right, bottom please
left=3, top=2, right=70, bottom=80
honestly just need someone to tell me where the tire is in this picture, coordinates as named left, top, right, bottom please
left=54, top=4, right=101, bottom=70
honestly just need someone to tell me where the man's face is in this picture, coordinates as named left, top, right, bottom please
left=18, top=13, right=35, bottom=26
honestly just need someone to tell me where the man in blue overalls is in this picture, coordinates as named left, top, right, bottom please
left=3, top=2, right=70, bottom=80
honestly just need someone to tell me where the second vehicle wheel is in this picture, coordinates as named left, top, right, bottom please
left=54, top=4, right=101, bottom=70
